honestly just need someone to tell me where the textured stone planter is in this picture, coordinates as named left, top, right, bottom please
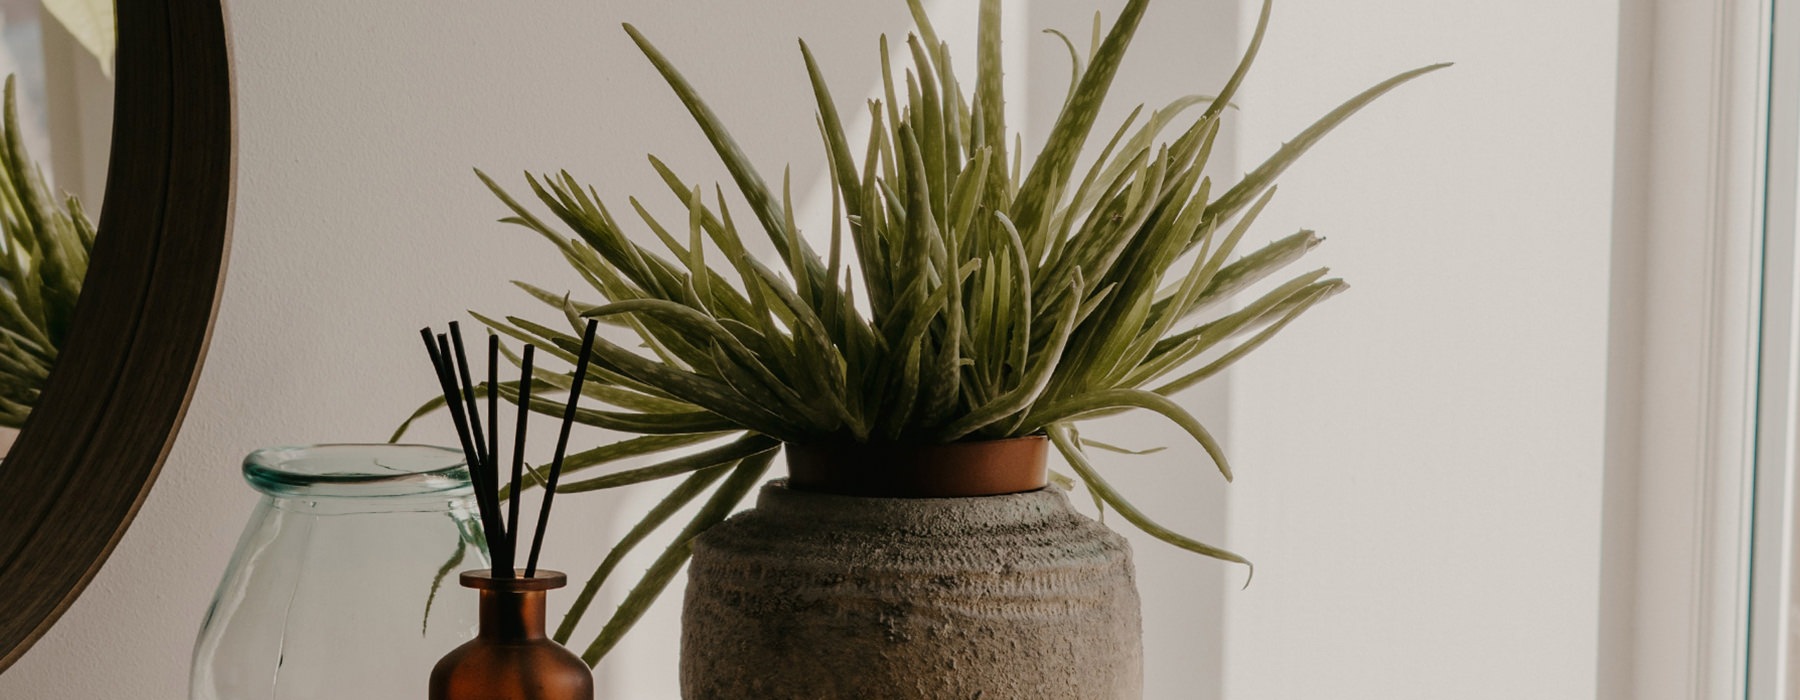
left=681, top=479, right=1144, bottom=699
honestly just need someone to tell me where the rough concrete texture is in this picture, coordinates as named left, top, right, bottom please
left=681, top=480, right=1143, bottom=699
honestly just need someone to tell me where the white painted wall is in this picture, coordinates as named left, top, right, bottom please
left=0, top=0, right=1633, bottom=698
left=1222, top=1, right=1620, bottom=698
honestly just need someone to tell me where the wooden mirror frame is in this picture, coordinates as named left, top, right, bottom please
left=0, top=1, right=233, bottom=671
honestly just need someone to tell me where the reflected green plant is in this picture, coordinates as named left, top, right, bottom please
left=0, top=74, right=93, bottom=428
left=397, top=0, right=1446, bottom=665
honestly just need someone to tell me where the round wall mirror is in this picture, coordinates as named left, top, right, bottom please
left=0, top=0, right=233, bottom=670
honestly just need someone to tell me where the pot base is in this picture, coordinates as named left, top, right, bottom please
left=681, top=480, right=1143, bottom=700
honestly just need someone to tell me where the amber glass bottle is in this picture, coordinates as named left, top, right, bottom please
left=429, top=570, right=593, bottom=700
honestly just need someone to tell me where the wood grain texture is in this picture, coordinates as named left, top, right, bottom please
left=0, top=0, right=233, bottom=671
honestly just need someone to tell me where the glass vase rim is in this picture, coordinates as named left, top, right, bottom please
left=242, top=443, right=472, bottom=498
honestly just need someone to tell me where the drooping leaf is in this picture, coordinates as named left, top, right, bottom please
left=578, top=448, right=775, bottom=665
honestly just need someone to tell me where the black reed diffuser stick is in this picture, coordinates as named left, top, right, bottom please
left=448, top=322, right=488, bottom=469
left=444, top=331, right=505, bottom=565
left=422, top=330, right=507, bottom=561
left=529, top=319, right=599, bottom=576
left=507, top=346, right=535, bottom=572
left=486, top=332, right=500, bottom=525
left=419, top=320, right=598, bottom=580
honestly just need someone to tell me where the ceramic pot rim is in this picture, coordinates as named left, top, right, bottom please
left=783, top=435, right=1049, bottom=498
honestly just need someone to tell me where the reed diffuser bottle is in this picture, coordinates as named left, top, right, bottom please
left=430, top=570, right=590, bottom=699
left=421, top=321, right=599, bottom=700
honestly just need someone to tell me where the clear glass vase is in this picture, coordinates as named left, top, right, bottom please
left=189, top=444, right=489, bottom=700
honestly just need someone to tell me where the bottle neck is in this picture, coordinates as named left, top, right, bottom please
left=478, top=589, right=549, bottom=640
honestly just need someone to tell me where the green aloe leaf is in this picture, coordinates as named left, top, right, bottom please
left=1154, top=279, right=1347, bottom=396
left=554, top=462, right=735, bottom=644
left=1203, top=61, right=1452, bottom=233
left=801, top=40, right=864, bottom=223
left=1028, top=387, right=1231, bottom=480
left=1202, top=0, right=1271, bottom=123
left=1011, top=0, right=1151, bottom=238
left=556, top=433, right=780, bottom=493
left=1050, top=424, right=1249, bottom=573
left=936, top=269, right=1084, bottom=441
left=623, top=24, right=828, bottom=290
left=578, top=448, right=775, bottom=665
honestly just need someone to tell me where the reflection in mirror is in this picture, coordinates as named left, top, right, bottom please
left=0, top=0, right=110, bottom=453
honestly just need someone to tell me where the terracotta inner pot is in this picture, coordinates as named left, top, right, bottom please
left=784, top=434, right=1048, bottom=498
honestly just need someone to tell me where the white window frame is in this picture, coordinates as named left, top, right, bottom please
left=1749, top=0, right=1800, bottom=697
left=1618, top=0, right=1772, bottom=698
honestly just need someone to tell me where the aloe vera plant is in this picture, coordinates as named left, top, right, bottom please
left=0, top=74, right=94, bottom=428
left=397, top=0, right=1445, bottom=665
